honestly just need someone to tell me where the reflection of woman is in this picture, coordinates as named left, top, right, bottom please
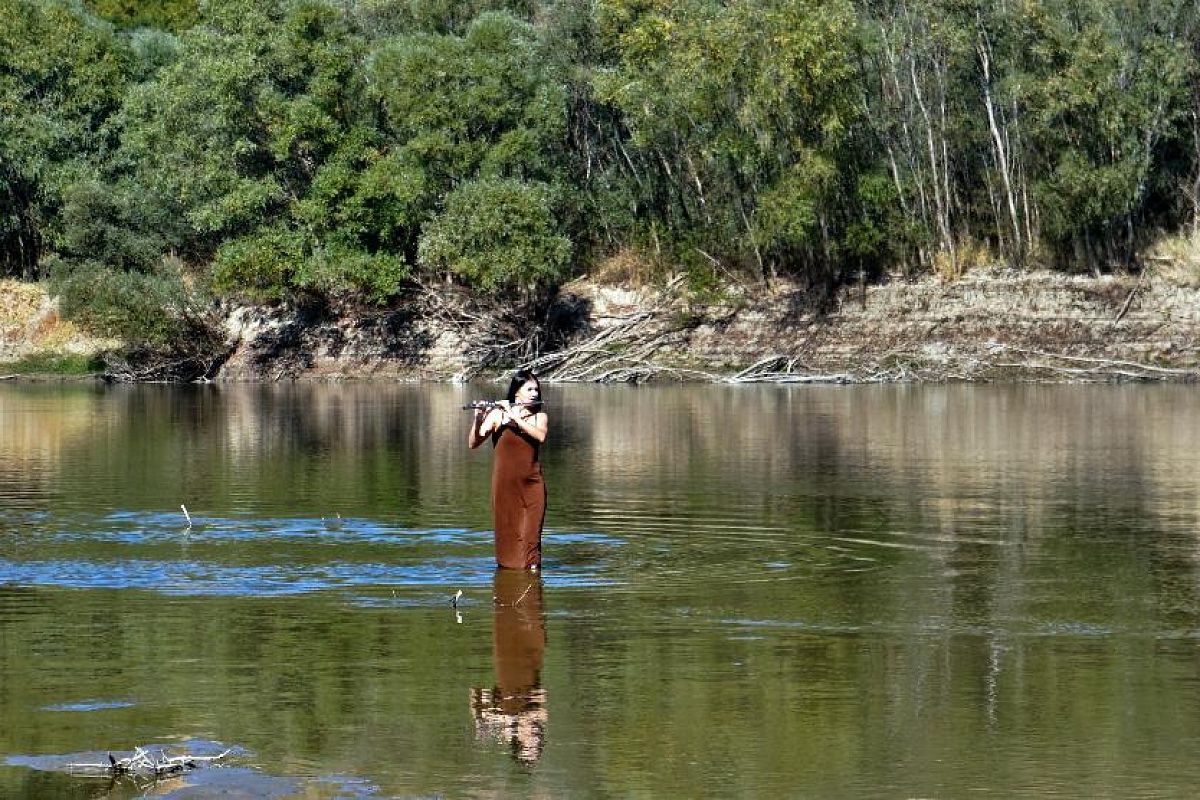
left=467, top=370, right=548, bottom=570
left=471, top=568, right=547, bottom=765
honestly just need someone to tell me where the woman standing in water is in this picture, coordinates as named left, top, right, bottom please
left=468, top=370, right=548, bottom=570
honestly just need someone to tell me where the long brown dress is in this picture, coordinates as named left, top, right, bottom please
left=490, top=423, right=545, bottom=569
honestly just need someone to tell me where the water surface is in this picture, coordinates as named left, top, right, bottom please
left=1, top=382, right=1199, bottom=797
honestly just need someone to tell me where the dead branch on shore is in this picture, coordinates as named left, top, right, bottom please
left=705, top=345, right=1200, bottom=384
left=413, top=280, right=549, bottom=381
left=1001, top=346, right=1195, bottom=375
left=722, top=355, right=855, bottom=384
left=412, top=279, right=491, bottom=330
left=102, top=337, right=229, bottom=383
left=67, top=746, right=232, bottom=778
left=993, top=345, right=1199, bottom=381
left=520, top=305, right=657, bottom=380
left=515, top=277, right=715, bottom=383
left=1113, top=271, right=1149, bottom=325
left=519, top=311, right=698, bottom=382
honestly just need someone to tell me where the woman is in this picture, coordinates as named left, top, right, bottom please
left=468, top=370, right=548, bottom=570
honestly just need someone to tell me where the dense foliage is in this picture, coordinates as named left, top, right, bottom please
left=4, top=0, right=1200, bottom=347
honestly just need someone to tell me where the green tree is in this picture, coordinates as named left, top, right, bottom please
left=85, top=0, right=199, bottom=31
left=418, top=177, right=571, bottom=292
left=1010, top=0, right=1194, bottom=267
left=368, top=11, right=569, bottom=188
left=592, top=0, right=861, bottom=285
left=855, top=0, right=1197, bottom=273
left=351, top=0, right=533, bottom=36
left=368, top=10, right=573, bottom=288
left=0, top=0, right=135, bottom=277
left=107, top=0, right=402, bottom=299
left=114, top=0, right=365, bottom=250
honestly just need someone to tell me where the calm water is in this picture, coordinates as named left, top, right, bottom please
left=1, top=382, right=1200, bottom=798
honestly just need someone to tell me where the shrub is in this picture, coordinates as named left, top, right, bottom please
left=418, top=177, right=571, bottom=292
left=50, top=258, right=211, bottom=347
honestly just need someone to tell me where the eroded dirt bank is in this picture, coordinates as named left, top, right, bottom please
left=216, top=270, right=1200, bottom=382
left=3, top=271, right=1197, bottom=382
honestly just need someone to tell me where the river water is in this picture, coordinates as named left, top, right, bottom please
left=1, top=382, right=1199, bottom=798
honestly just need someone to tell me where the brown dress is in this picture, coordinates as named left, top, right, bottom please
left=490, top=424, right=545, bottom=569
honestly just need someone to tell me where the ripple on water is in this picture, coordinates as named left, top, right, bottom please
left=0, top=505, right=979, bottom=602
left=0, top=556, right=511, bottom=595
left=42, top=699, right=136, bottom=712
left=0, top=510, right=621, bottom=597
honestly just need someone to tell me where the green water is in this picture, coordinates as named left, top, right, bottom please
left=1, top=382, right=1200, bottom=798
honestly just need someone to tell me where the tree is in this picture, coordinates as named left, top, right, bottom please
left=418, top=177, right=571, bottom=292
left=1011, top=0, right=1194, bottom=267
left=85, top=0, right=199, bottom=32
left=0, top=0, right=135, bottom=277
left=592, top=0, right=861, bottom=284
left=369, top=10, right=573, bottom=288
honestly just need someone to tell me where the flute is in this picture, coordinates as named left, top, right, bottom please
left=462, top=400, right=543, bottom=411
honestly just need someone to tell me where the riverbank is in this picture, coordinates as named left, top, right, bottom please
left=217, top=269, right=1200, bottom=383
left=3, top=271, right=1198, bottom=383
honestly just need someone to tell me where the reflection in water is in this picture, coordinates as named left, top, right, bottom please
left=471, top=569, right=547, bottom=765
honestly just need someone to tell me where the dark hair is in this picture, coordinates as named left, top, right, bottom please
left=506, top=369, right=542, bottom=409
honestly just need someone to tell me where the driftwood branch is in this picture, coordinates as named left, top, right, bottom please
left=67, top=747, right=232, bottom=778
left=517, top=277, right=705, bottom=383
left=702, top=344, right=1200, bottom=385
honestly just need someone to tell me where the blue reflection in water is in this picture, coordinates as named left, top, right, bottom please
left=0, top=556, right=613, bottom=595
left=0, top=509, right=621, bottom=595
left=41, top=700, right=136, bottom=712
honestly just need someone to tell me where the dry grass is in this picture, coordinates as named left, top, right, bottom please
left=1145, top=230, right=1200, bottom=287
left=585, top=248, right=661, bottom=287
left=0, top=279, right=107, bottom=353
left=0, top=279, right=44, bottom=326
left=933, top=238, right=995, bottom=282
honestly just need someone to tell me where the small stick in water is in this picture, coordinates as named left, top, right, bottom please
left=181, top=505, right=191, bottom=526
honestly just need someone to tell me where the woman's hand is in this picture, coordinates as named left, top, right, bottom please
left=505, top=404, right=547, bottom=443
left=499, top=401, right=517, bottom=426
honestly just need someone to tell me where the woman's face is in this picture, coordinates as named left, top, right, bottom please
left=515, top=380, right=540, bottom=404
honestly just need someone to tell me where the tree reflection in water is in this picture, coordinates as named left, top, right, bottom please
left=471, top=568, right=547, bottom=766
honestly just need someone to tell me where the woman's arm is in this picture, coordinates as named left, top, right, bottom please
left=468, top=408, right=504, bottom=449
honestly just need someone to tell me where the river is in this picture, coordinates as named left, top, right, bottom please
left=1, top=382, right=1199, bottom=797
